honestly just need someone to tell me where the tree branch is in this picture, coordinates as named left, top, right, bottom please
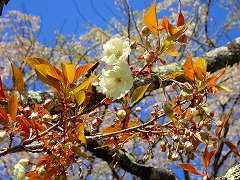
left=86, top=138, right=176, bottom=180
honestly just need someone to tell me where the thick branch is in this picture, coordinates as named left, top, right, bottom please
left=86, top=138, right=176, bottom=180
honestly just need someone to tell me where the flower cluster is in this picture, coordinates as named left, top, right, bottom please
left=99, top=37, right=133, bottom=99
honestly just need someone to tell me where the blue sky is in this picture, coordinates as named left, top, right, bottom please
left=3, top=0, right=153, bottom=40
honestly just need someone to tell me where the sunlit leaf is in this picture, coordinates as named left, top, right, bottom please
left=44, top=166, right=58, bottom=179
left=202, top=146, right=210, bottom=168
left=26, top=172, right=44, bottom=180
left=178, top=12, right=184, bottom=26
left=36, top=154, right=50, bottom=167
left=74, top=63, right=96, bottom=82
left=206, top=69, right=226, bottom=86
left=73, top=75, right=97, bottom=94
left=21, top=57, right=64, bottom=82
left=213, top=85, right=233, bottom=93
left=194, top=57, right=207, bottom=74
left=183, top=53, right=194, bottom=81
left=210, top=146, right=219, bottom=160
left=164, top=44, right=179, bottom=56
left=35, top=68, right=60, bottom=93
left=75, top=123, right=86, bottom=143
left=225, top=141, right=240, bottom=156
left=71, top=145, right=93, bottom=161
left=61, top=61, right=76, bottom=84
left=128, top=120, right=140, bottom=127
left=131, top=83, right=151, bottom=104
left=74, top=90, right=85, bottom=106
left=0, top=105, right=9, bottom=125
left=101, top=137, right=115, bottom=148
left=144, top=1, right=158, bottom=35
left=11, top=63, right=24, bottom=94
left=101, top=124, right=122, bottom=134
left=101, top=133, right=133, bottom=148
left=8, top=91, right=18, bottom=120
left=177, top=163, right=204, bottom=176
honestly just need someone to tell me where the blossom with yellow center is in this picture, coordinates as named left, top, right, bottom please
left=101, top=37, right=131, bottom=65
left=99, top=62, right=133, bottom=99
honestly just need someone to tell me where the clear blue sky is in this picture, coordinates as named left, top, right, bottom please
left=3, top=0, right=153, bottom=40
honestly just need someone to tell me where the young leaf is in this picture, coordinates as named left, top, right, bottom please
left=202, top=146, right=210, bottom=168
left=0, top=105, right=9, bottom=125
left=183, top=53, right=194, bottom=81
left=73, top=75, right=97, bottom=94
left=144, top=1, right=158, bottom=35
left=178, top=12, right=184, bottom=26
left=70, top=145, right=93, bottom=161
left=0, top=76, right=6, bottom=100
left=164, top=44, right=179, bottom=56
left=74, top=90, right=85, bottom=106
left=26, top=172, right=44, bottom=180
left=11, top=63, right=24, bottom=94
left=8, top=91, right=18, bottom=120
left=36, top=154, right=50, bottom=167
left=75, top=123, right=86, bottom=144
left=215, top=114, right=230, bottom=138
left=21, top=57, right=64, bottom=82
left=61, top=61, right=76, bottom=84
left=224, top=141, right=240, bottom=156
left=74, top=63, right=96, bottom=82
left=101, top=124, right=122, bottom=134
left=177, top=163, right=204, bottom=176
left=131, top=83, right=151, bottom=105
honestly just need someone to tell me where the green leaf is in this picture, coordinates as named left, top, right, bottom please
left=131, top=83, right=151, bottom=105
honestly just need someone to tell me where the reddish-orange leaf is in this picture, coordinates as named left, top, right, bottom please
left=225, top=141, right=240, bottom=156
left=21, top=57, right=64, bottom=82
left=0, top=104, right=9, bottom=125
left=215, top=114, right=230, bottom=138
left=8, top=91, right=18, bottom=120
left=101, top=124, right=123, bottom=134
left=202, top=146, right=210, bottom=168
left=183, top=53, right=194, bottom=81
left=74, top=63, right=96, bottom=82
left=0, top=76, right=6, bottom=100
left=177, top=1, right=184, bottom=27
left=178, top=34, right=188, bottom=43
left=36, top=154, right=50, bottom=167
left=101, top=137, right=115, bottom=148
left=177, top=163, right=204, bottom=176
left=178, top=12, right=185, bottom=26
left=61, top=61, right=76, bottom=84
left=15, top=116, right=30, bottom=133
left=26, top=172, right=44, bottom=180
left=206, top=69, right=226, bottom=87
left=44, top=166, right=59, bottom=179
left=210, top=146, right=219, bottom=160
left=11, top=63, right=24, bottom=94
left=144, top=1, right=158, bottom=35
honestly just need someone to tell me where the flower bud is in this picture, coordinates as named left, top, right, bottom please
left=184, top=141, right=194, bottom=152
left=171, top=152, right=179, bottom=161
left=130, top=41, right=137, bottom=49
left=0, top=130, right=7, bottom=141
left=18, top=159, right=29, bottom=166
left=135, top=107, right=142, bottom=112
left=162, top=101, right=174, bottom=117
left=117, top=109, right=127, bottom=119
left=141, top=26, right=151, bottom=36
left=144, top=51, right=155, bottom=63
